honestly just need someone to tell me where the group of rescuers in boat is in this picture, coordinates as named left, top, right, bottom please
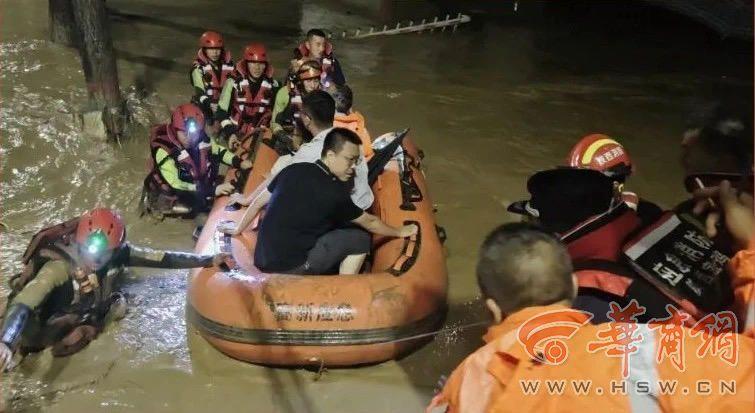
left=0, top=28, right=753, bottom=413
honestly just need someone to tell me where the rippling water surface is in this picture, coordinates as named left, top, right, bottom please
left=0, top=1, right=751, bottom=411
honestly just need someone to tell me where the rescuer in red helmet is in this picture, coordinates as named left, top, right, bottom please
left=191, top=31, right=235, bottom=119
left=0, top=208, right=230, bottom=369
left=140, top=103, right=252, bottom=218
left=215, top=43, right=280, bottom=151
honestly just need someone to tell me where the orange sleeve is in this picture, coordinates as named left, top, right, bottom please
left=729, top=240, right=755, bottom=336
left=427, top=361, right=466, bottom=413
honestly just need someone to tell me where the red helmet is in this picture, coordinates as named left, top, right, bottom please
left=199, top=31, right=224, bottom=48
left=76, top=208, right=126, bottom=253
left=243, top=43, right=268, bottom=63
left=297, top=61, right=322, bottom=81
left=171, top=103, right=205, bottom=135
left=567, top=134, right=633, bottom=180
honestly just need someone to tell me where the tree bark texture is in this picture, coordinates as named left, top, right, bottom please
left=49, top=0, right=77, bottom=47
left=71, top=0, right=125, bottom=138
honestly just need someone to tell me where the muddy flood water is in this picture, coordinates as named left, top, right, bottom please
left=0, top=1, right=752, bottom=411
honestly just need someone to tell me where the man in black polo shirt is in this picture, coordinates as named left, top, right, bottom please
left=220, top=128, right=417, bottom=274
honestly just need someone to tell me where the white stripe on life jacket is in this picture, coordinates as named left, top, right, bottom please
left=177, top=150, right=190, bottom=161
left=202, top=64, right=213, bottom=72
left=322, top=58, right=332, bottom=65
left=626, top=324, right=661, bottom=413
left=291, top=95, right=302, bottom=104
left=198, top=141, right=212, bottom=150
left=222, top=64, right=234, bottom=71
left=261, top=80, right=271, bottom=88
left=239, top=79, right=249, bottom=87
left=624, top=215, right=680, bottom=260
left=261, top=99, right=270, bottom=104
left=258, top=107, right=265, bottom=113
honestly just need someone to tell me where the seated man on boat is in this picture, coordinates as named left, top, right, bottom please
left=0, top=208, right=229, bottom=370
left=190, top=31, right=235, bottom=120
left=291, top=28, right=346, bottom=87
left=140, top=103, right=252, bottom=218
left=239, top=90, right=374, bottom=210
left=330, top=84, right=373, bottom=158
left=270, top=60, right=324, bottom=148
left=220, top=128, right=417, bottom=275
left=215, top=43, right=280, bottom=152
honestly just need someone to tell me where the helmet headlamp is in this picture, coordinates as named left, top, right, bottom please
left=85, top=230, right=108, bottom=256
left=186, top=118, right=199, bottom=134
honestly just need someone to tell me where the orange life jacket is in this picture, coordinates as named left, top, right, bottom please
left=429, top=304, right=755, bottom=413
left=729, top=242, right=755, bottom=336
left=333, top=111, right=374, bottom=158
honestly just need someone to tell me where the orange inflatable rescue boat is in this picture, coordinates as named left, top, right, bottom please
left=187, top=131, right=448, bottom=366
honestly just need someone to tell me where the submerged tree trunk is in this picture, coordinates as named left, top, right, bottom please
left=71, top=0, right=126, bottom=140
left=49, top=0, right=77, bottom=47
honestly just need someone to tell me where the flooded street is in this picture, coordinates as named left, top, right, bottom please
left=0, top=1, right=752, bottom=411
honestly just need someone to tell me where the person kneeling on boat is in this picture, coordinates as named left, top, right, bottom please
left=220, top=128, right=417, bottom=275
left=141, top=103, right=252, bottom=218
left=0, top=208, right=229, bottom=370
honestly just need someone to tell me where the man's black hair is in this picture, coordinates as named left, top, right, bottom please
left=302, top=90, right=335, bottom=129
left=477, top=222, right=574, bottom=314
left=306, top=29, right=327, bottom=40
left=321, top=128, right=362, bottom=158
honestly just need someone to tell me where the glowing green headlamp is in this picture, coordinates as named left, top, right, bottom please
left=85, top=230, right=108, bottom=255
left=186, top=118, right=198, bottom=134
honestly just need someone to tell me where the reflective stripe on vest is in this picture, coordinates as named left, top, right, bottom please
left=195, top=51, right=233, bottom=103
left=232, top=76, right=274, bottom=128
left=148, top=125, right=212, bottom=191
left=290, top=93, right=303, bottom=118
